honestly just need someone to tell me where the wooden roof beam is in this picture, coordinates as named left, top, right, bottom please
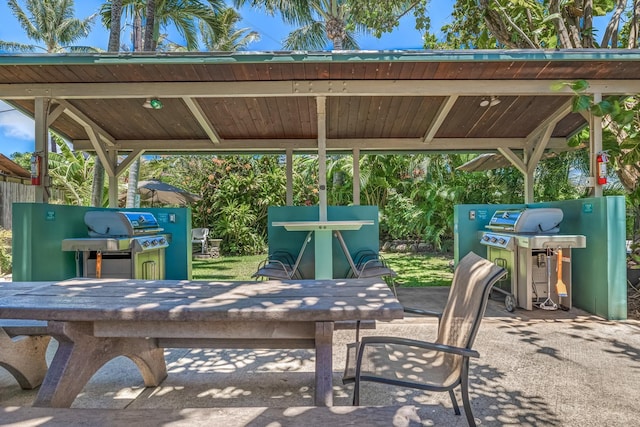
left=423, top=96, right=458, bottom=144
left=72, top=136, right=571, bottom=152
left=56, top=99, right=116, bottom=147
left=182, top=97, right=221, bottom=145
left=3, top=79, right=640, bottom=99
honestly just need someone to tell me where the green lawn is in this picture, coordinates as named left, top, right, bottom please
left=192, top=252, right=454, bottom=287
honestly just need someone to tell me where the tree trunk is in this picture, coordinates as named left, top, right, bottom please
left=582, top=0, right=594, bottom=48
left=629, top=0, right=640, bottom=48
left=90, top=0, right=123, bottom=208
left=125, top=9, right=145, bottom=208
left=144, top=0, right=156, bottom=51
left=600, top=0, right=626, bottom=48
left=91, top=162, right=105, bottom=207
left=126, top=158, right=141, bottom=208
left=108, top=0, right=123, bottom=52
left=549, top=0, right=575, bottom=48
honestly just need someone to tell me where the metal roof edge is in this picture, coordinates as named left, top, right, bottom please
left=2, top=49, right=640, bottom=66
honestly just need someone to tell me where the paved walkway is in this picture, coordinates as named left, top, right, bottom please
left=1, top=287, right=639, bottom=426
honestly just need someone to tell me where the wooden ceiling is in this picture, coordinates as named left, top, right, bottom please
left=1, top=50, right=640, bottom=157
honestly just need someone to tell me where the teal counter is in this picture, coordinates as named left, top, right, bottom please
left=12, top=204, right=193, bottom=281
left=454, top=197, right=627, bottom=320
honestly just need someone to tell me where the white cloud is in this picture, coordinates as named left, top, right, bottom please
left=0, top=102, right=35, bottom=141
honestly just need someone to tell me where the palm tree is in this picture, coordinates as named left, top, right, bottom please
left=91, top=0, right=124, bottom=208
left=234, top=0, right=425, bottom=50
left=100, top=0, right=225, bottom=51
left=0, top=0, right=97, bottom=53
left=199, top=7, right=259, bottom=51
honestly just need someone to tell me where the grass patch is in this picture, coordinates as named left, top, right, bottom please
left=192, top=254, right=265, bottom=281
left=383, top=252, right=453, bottom=287
left=192, top=252, right=454, bottom=287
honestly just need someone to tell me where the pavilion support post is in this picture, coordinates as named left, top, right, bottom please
left=108, top=149, right=119, bottom=208
left=314, top=96, right=332, bottom=279
left=34, top=97, right=50, bottom=204
left=523, top=170, right=535, bottom=203
left=352, top=148, right=360, bottom=205
left=316, top=96, right=327, bottom=221
left=286, top=148, right=293, bottom=206
left=591, top=93, right=603, bottom=197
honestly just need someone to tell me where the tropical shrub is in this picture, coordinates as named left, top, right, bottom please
left=0, top=228, right=11, bottom=275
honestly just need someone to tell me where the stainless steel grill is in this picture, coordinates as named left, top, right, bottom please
left=480, top=208, right=586, bottom=311
left=62, top=211, right=169, bottom=280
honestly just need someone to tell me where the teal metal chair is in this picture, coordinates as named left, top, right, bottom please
left=252, top=231, right=313, bottom=280
left=333, top=230, right=398, bottom=296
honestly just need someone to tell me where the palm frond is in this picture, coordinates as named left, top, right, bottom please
left=283, top=21, right=328, bottom=50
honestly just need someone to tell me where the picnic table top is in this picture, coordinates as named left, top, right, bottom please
left=0, top=278, right=403, bottom=323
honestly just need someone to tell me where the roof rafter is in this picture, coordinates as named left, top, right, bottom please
left=182, top=97, right=221, bottom=145
left=423, top=96, right=458, bottom=144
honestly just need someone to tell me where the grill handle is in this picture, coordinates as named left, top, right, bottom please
left=96, top=250, right=102, bottom=278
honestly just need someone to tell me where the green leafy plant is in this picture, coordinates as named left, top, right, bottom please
left=0, top=228, right=12, bottom=275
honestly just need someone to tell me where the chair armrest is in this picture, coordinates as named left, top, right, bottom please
left=360, top=336, right=480, bottom=358
left=403, top=307, right=442, bottom=320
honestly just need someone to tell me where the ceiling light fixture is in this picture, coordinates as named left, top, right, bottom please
left=480, top=96, right=501, bottom=108
left=143, top=98, right=163, bottom=110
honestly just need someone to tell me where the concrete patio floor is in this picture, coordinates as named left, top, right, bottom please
left=1, top=287, right=639, bottom=426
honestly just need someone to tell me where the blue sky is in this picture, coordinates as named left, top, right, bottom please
left=0, top=1, right=455, bottom=157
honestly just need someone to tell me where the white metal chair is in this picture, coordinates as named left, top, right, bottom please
left=191, top=228, right=210, bottom=254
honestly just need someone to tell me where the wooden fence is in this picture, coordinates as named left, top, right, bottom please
left=0, top=178, right=34, bottom=230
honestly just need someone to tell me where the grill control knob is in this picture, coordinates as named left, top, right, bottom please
left=142, top=240, right=150, bottom=247
left=151, top=239, right=158, bottom=246
left=498, top=238, right=506, bottom=245
left=490, top=237, right=497, bottom=243
left=483, top=235, right=490, bottom=241
left=159, top=238, right=167, bottom=245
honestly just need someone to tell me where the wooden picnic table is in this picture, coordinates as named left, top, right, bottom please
left=0, top=277, right=403, bottom=408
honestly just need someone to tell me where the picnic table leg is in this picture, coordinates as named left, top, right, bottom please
left=315, top=321, right=334, bottom=406
left=34, top=321, right=167, bottom=408
left=0, top=328, right=51, bottom=389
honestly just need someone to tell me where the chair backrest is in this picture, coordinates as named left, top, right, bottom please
left=334, top=231, right=360, bottom=275
left=289, top=231, right=313, bottom=277
left=436, top=252, right=506, bottom=375
left=192, top=227, right=209, bottom=240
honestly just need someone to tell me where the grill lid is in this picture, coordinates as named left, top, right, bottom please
left=486, top=208, right=563, bottom=233
left=85, top=211, right=163, bottom=237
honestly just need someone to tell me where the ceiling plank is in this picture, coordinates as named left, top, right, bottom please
left=182, top=97, right=221, bottom=144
